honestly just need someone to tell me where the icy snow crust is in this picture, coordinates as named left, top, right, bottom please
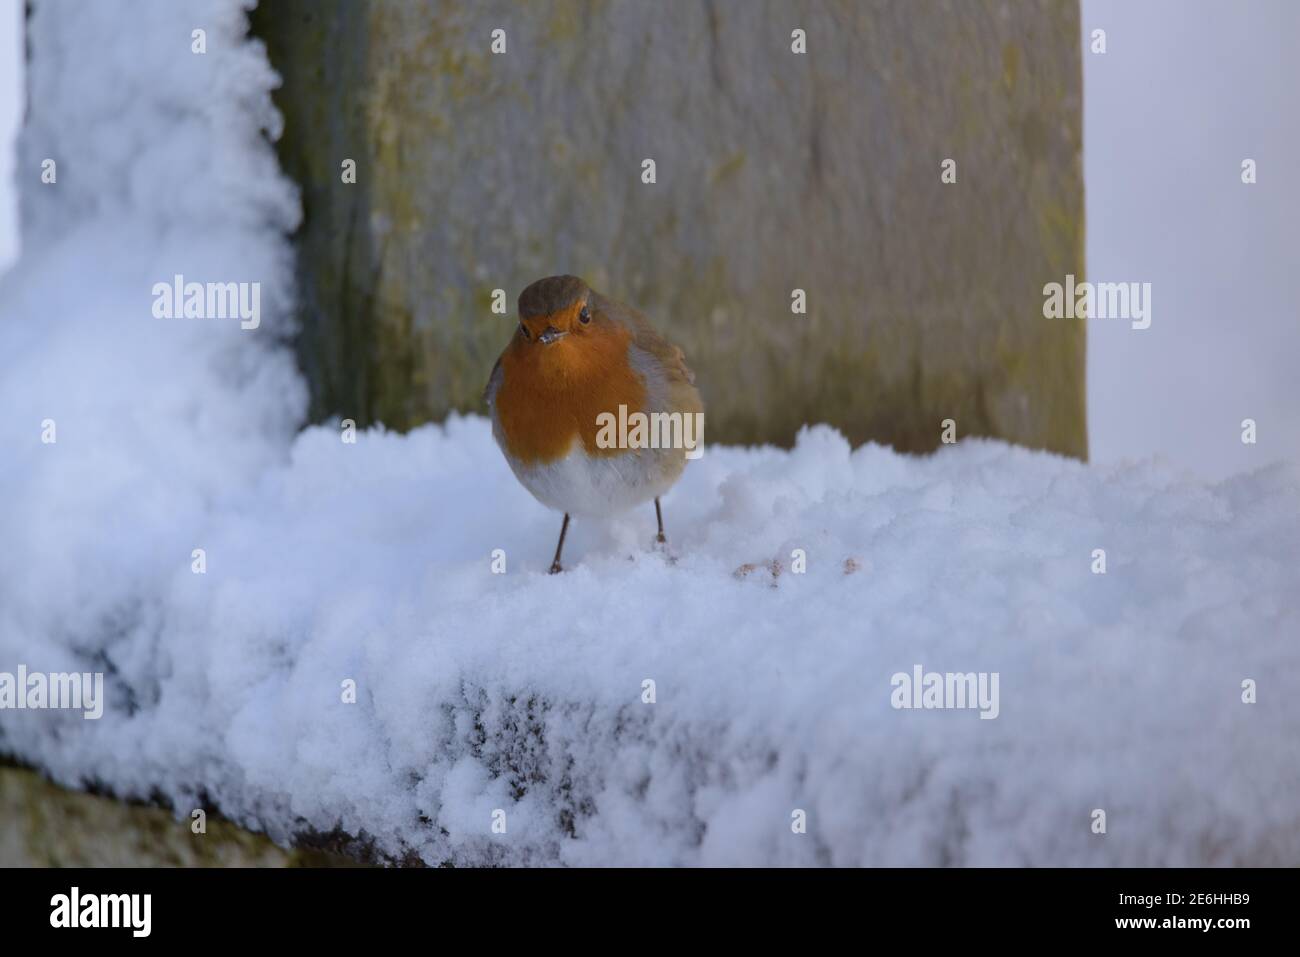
left=2, top=1, right=1299, bottom=866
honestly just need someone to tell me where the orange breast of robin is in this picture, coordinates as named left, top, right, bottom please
left=496, top=321, right=648, bottom=466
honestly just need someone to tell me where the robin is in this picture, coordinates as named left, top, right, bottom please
left=484, top=275, right=704, bottom=573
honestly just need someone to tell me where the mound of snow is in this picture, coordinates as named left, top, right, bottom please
left=5, top=413, right=1300, bottom=865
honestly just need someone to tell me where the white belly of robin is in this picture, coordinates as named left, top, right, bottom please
left=490, top=420, right=683, bottom=518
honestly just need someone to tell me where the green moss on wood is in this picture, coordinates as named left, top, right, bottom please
left=253, top=0, right=1087, bottom=458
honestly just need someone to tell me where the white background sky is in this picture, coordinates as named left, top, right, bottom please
left=1083, top=0, right=1300, bottom=479
left=0, top=0, right=1293, bottom=478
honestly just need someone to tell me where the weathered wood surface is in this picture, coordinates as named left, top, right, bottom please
left=0, top=765, right=355, bottom=867
left=254, top=0, right=1086, bottom=456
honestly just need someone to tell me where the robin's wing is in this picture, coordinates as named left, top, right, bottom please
left=637, top=325, right=697, bottom=389
left=483, top=354, right=504, bottom=406
left=599, top=294, right=700, bottom=401
left=609, top=300, right=703, bottom=417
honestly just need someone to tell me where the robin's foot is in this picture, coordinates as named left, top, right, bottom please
left=651, top=537, right=678, bottom=565
left=549, top=560, right=564, bottom=575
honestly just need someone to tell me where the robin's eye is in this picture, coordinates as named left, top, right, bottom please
left=579, top=306, right=591, bottom=324
left=519, top=323, right=530, bottom=340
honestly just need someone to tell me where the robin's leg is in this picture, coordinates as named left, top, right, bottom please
left=654, top=497, right=667, bottom=545
left=549, top=513, right=570, bottom=574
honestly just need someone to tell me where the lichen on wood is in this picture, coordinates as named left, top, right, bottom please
left=253, top=0, right=1086, bottom=457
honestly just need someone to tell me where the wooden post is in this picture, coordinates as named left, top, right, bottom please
left=254, top=0, right=1086, bottom=457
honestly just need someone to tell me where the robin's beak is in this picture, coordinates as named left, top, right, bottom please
left=537, top=325, right=568, bottom=345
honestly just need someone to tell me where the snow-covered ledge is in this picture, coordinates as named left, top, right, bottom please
left=4, top=412, right=1299, bottom=865
left=1, top=1, right=1297, bottom=867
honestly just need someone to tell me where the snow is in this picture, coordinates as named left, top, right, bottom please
left=1, top=0, right=1298, bottom=867
left=4, top=409, right=1299, bottom=865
